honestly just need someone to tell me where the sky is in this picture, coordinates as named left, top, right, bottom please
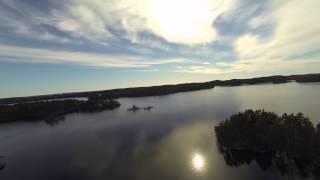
left=0, top=0, right=320, bottom=98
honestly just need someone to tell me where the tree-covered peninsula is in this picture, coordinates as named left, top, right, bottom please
left=215, top=110, right=320, bottom=177
left=0, top=98, right=120, bottom=123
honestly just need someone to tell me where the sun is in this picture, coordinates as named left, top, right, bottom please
left=146, top=0, right=217, bottom=44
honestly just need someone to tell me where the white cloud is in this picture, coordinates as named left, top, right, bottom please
left=0, top=1, right=77, bottom=44
left=51, top=0, right=236, bottom=45
left=1, top=0, right=319, bottom=77
left=138, top=0, right=234, bottom=45
left=0, top=45, right=186, bottom=68
left=175, top=57, right=320, bottom=75
left=15, top=24, right=72, bottom=44
left=175, top=61, right=248, bottom=74
left=52, top=5, right=112, bottom=42
left=237, top=0, right=320, bottom=60
left=178, top=0, right=320, bottom=75
left=134, top=68, right=159, bottom=72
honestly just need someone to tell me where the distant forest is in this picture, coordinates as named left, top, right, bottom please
left=1, top=73, right=319, bottom=105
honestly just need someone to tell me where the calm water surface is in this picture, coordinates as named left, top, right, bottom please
left=0, top=82, right=320, bottom=180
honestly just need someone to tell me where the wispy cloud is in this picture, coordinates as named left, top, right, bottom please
left=49, top=0, right=236, bottom=45
left=0, top=45, right=186, bottom=68
left=15, top=24, right=73, bottom=44
left=175, top=58, right=320, bottom=75
left=175, top=0, right=320, bottom=75
left=236, top=0, right=320, bottom=60
left=0, top=0, right=319, bottom=77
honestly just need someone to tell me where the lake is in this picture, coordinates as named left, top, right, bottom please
left=0, top=82, right=320, bottom=180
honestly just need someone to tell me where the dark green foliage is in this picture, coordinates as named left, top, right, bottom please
left=89, top=82, right=216, bottom=99
left=0, top=99, right=120, bottom=123
left=215, top=109, right=320, bottom=177
left=215, top=110, right=319, bottom=159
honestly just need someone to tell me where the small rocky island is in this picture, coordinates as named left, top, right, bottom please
left=215, top=110, right=320, bottom=177
left=0, top=98, right=120, bottom=123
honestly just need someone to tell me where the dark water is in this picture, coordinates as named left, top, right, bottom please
left=0, top=82, right=320, bottom=180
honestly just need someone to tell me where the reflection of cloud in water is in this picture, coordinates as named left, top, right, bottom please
left=69, top=122, right=219, bottom=180
left=67, top=121, right=314, bottom=180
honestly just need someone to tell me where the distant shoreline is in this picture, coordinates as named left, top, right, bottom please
left=1, top=73, right=320, bottom=105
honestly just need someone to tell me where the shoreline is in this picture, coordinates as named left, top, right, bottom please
left=1, top=73, right=319, bottom=105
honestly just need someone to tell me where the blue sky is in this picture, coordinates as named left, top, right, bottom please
left=0, top=0, right=320, bottom=98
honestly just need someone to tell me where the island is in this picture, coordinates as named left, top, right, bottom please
left=215, top=109, right=320, bottom=177
left=0, top=98, right=120, bottom=123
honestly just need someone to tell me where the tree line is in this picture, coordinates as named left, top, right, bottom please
left=215, top=109, right=320, bottom=177
left=0, top=98, right=120, bottom=123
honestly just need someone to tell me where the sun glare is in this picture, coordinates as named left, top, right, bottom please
left=192, top=153, right=205, bottom=172
left=147, top=0, right=217, bottom=44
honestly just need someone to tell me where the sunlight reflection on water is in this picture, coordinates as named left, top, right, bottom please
left=192, top=153, right=205, bottom=172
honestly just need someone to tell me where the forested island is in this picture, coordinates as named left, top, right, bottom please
left=0, top=73, right=319, bottom=105
left=0, top=99, right=120, bottom=124
left=215, top=110, right=320, bottom=177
